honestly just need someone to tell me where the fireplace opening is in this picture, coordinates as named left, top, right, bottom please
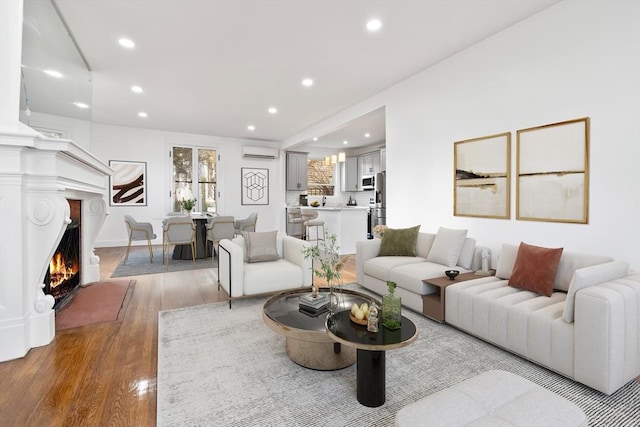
left=45, top=200, right=81, bottom=310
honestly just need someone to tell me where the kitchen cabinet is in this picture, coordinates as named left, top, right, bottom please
left=341, top=156, right=359, bottom=192
left=380, top=148, right=386, bottom=171
left=286, top=152, right=308, bottom=191
left=358, top=151, right=381, bottom=188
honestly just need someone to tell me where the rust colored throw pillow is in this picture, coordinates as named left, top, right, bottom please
left=508, top=242, right=563, bottom=297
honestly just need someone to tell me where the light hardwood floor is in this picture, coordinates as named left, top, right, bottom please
left=0, top=245, right=356, bottom=426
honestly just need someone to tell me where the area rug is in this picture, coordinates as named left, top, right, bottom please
left=111, top=247, right=216, bottom=278
left=157, top=290, right=640, bottom=427
left=55, top=279, right=133, bottom=330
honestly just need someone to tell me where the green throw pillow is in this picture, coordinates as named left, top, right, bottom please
left=378, top=225, right=421, bottom=256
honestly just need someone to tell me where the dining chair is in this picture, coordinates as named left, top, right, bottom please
left=205, top=216, right=236, bottom=262
left=234, top=212, right=258, bottom=236
left=162, top=216, right=197, bottom=265
left=123, top=215, right=157, bottom=264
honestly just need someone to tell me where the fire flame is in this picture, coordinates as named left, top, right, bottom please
left=49, top=252, right=78, bottom=289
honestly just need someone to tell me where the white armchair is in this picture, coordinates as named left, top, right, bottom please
left=218, top=233, right=313, bottom=308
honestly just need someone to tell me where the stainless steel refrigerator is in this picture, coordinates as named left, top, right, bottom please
left=370, top=171, right=386, bottom=235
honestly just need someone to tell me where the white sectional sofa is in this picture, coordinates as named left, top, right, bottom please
left=356, top=227, right=489, bottom=316
left=357, top=232, right=640, bottom=395
left=218, top=233, right=312, bottom=307
left=445, top=244, right=639, bottom=395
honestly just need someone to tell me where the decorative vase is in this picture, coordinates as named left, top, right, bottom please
left=382, top=281, right=401, bottom=330
left=326, top=281, right=342, bottom=316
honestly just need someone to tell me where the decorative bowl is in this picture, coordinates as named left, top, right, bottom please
left=445, top=269, right=460, bottom=280
left=349, top=312, right=368, bottom=325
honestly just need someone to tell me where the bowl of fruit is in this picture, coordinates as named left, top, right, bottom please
left=310, top=200, right=320, bottom=207
left=349, top=302, right=371, bottom=325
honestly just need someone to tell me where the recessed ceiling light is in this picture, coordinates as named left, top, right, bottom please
left=343, top=140, right=349, bottom=145
left=74, top=102, right=90, bottom=109
left=247, top=125, right=255, bottom=131
left=302, top=78, right=314, bottom=87
left=313, top=137, right=318, bottom=141
left=131, top=85, right=143, bottom=93
left=138, top=112, right=148, bottom=118
left=268, top=107, right=278, bottom=114
left=364, top=133, right=371, bottom=138
left=119, top=38, right=135, bottom=48
left=366, top=19, right=382, bottom=32
left=44, top=69, right=63, bottom=78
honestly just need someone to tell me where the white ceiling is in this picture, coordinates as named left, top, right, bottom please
left=25, top=0, right=560, bottom=147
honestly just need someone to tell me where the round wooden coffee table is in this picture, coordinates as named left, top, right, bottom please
left=262, top=288, right=376, bottom=370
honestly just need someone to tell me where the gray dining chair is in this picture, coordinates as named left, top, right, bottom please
left=123, top=215, right=157, bottom=264
left=162, top=216, right=196, bottom=265
left=206, top=216, right=236, bottom=262
left=234, top=212, right=258, bottom=236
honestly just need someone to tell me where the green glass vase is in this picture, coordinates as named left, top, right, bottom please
left=382, top=281, right=401, bottom=330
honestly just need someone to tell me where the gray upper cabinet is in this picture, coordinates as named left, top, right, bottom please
left=341, top=156, right=359, bottom=192
left=380, top=148, right=386, bottom=172
left=286, top=152, right=308, bottom=191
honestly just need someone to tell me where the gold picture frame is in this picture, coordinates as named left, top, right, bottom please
left=516, top=117, right=589, bottom=223
left=454, top=132, right=511, bottom=219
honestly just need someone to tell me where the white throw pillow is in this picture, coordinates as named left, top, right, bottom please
left=457, top=238, right=476, bottom=270
left=495, top=243, right=519, bottom=279
left=553, top=252, right=614, bottom=292
left=562, top=260, right=629, bottom=323
left=242, top=231, right=281, bottom=263
left=426, top=227, right=468, bottom=267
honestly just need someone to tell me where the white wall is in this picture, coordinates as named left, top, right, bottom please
left=90, top=123, right=283, bottom=247
left=284, top=0, right=640, bottom=270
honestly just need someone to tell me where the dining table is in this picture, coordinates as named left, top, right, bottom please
left=162, top=213, right=218, bottom=260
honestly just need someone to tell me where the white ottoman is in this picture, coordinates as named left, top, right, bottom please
left=395, top=370, right=587, bottom=427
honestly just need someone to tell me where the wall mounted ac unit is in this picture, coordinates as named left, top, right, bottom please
left=242, top=146, right=279, bottom=159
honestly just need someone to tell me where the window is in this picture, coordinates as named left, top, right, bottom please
left=171, top=146, right=218, bottom=213
left=307, top=159, right=334, bottom=196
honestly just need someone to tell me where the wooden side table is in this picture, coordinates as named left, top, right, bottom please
left=422, top=271, right=495, bottom=322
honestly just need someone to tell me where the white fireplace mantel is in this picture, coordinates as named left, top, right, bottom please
left=0, top=129, right=111, bottom=362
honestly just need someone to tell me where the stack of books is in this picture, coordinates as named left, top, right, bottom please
left=299, top=293, right=328, bottom=316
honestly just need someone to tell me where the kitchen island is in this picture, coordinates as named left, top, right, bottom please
left=286, top=206, right=368, bottom=254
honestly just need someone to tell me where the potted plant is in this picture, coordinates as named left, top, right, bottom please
left=372, top=224, right=388, bottom=239
left=180, top=198, right=197, bottom=213
left=301, top=232, right=350, bottom=313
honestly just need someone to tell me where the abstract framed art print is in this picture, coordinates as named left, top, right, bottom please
left=241, top=167, right=269, bottom=205
left=516, top=117, right=589, bottom=223
left=454, top=132, right=510, bottom=219
left=109, top=160, right=147, bottom=206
